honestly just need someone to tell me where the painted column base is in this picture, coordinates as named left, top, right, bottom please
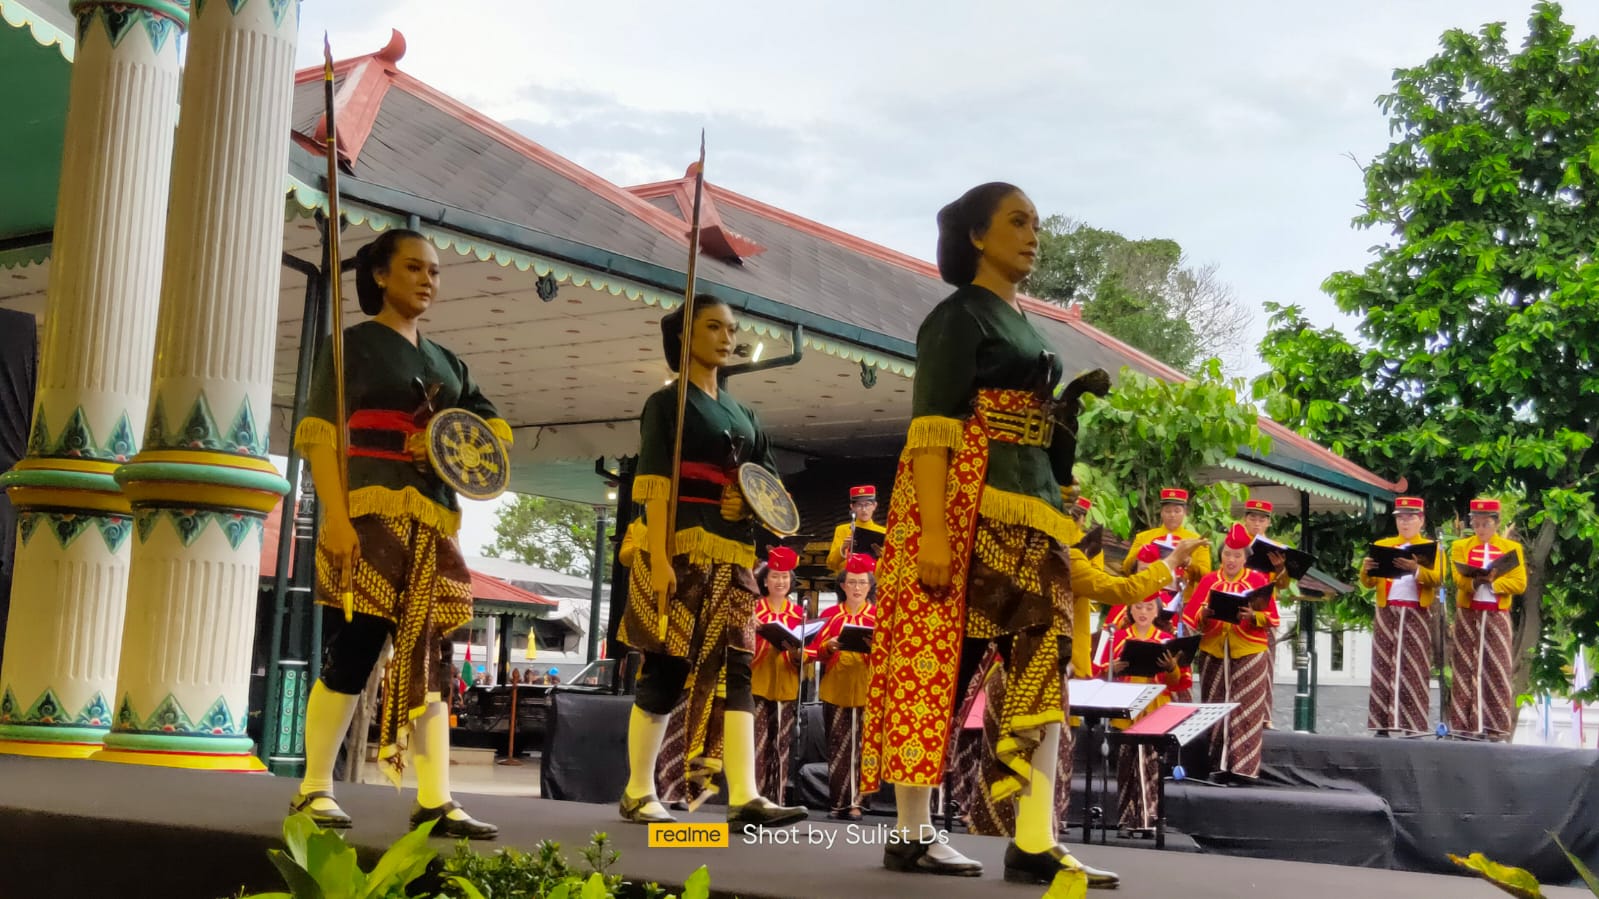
left=92, top=732, right=267, bottom=772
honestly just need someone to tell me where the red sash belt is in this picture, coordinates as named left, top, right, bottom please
left=678, top=461, right=730, bottom=505
left=347, top=409, right=421, bottom=462
left=1469, top=599, right=1503, bottom=612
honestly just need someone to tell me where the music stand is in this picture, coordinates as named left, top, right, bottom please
left=1066, top=679, right=1167, bottom=844
left=1108, top=702, right=1236, bottom=849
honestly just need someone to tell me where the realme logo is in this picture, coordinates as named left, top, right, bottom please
left=647, top=823, right=729, bottom=848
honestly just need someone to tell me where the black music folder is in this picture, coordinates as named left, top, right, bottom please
left=1455, top=550, right=1521, bottom=580
left=846, top=528, right=885, bottom=559
left=1120, top=634, right=1202, bottom=678
left=1246, top=536, right=1314, bottom=580
left=1206, top=582, right=1275, bottom=622
left=837, top=623, right=874, bottom=654
left=756, top=619, right=826, bottom=652
left=1367, top=542, right=1438, bottom=580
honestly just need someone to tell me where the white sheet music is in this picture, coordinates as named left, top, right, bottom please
left=1067, top=679, right=1166, bottom=717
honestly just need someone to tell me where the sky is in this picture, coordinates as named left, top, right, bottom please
left=293, top=1, right=1598, bottom=363
left=282, top=1, right=1599, bottom=547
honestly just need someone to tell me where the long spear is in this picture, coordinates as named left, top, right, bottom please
left=660, top=133, right=707, bottom=637
left=323, top=36, right=355, bottom=622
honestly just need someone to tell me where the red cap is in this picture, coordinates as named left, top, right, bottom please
left=844, top=553, right=877, bottom=575
left=1470, top=498, right=1501, bottom=515
left=1075, top=496, right=1092, bottom=512
left=1137, top=543, right=1161, bottom=565
left=1393, top=496, right=1425, bottom=513
left=850, top=485, right=876, bottom=501
left=1160, top=488, right=1189, bottom=504
left=1244, top=499, right=1273, bottom=515
left=767, top=546, right=798, bottom=572
left=1224, top=523, right=1251, bottom=550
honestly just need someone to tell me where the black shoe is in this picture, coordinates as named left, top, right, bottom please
left=883, top=833, right=983, bottom=877
left=727, top=796, right=807, bottom=828
left=619, top=792, right=676, bottom=824
left=289, top=791, right=351, bottom=829
left=409, top=801, right=498, bottom=840
left=1003, top=843, right=1119, bottom=889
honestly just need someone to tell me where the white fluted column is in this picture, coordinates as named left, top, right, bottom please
left=0, top=1, right=187, bottom=759
left=96, top=0, right=296, bottom=772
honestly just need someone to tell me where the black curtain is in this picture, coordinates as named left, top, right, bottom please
left=0, top=308, right=39, bottom=667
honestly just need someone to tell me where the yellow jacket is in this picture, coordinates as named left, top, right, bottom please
left=1124, top=526, right=1211, bottom=583
left=1450, top=535, right=1527, bottom=611
left=1359, top=536, right=1443, bottom=609
left=827, top=519, right=886, bottom=573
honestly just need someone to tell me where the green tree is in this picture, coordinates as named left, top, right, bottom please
left=1256, top=2, right=1599, bottom=702
left=483, top=494, right=609, bottom=578
left=1076, top=360, right=1269, bottom=538
left=1027, top=216, right=1252, bottom=373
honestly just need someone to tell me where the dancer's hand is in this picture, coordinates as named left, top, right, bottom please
left=720, top=483, right=751, bottom=522
left=918, top=533, right=953, bottom=591
left=1167, top=537, right=1207, bottom=570
left=651, top=557, right=676, bottom=604
left=1393, top=556, right=1420, bottom=573
left=1158, top=651, right=1179, bottom=672
left=405, top=430, right=430, bottom=470
left=323, top=514, right=360, bottom=570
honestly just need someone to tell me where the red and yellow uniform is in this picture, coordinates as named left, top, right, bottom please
left=1096, top=622, right=1190, bottom=831
left=812, top=553, right=877, bottom=815
left=826, top=519, right=887, bottom=573
left=1184, top=524, right=1279, bottom=779
left=1361, top=498, right=1444, bottom=735
left=751, top=550, right=806, bottom=802
left=1447, top=499, right=1527, bottom=740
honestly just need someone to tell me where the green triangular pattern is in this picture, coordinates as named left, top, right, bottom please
left=24, top=688, right=67, bottom=724
left=99, top=5, right=138, bottom=48
left=224, top=0, right=247, bottom=14
left=105, top=413, right=138, bottom=462
left=218, top=512, right=253, bottom=550
left=269, top=0, right=293, bottom=28
left=146, top=693, right=196, bottom=732
left=53, top=406, right=96, bottom=457
left=199, top=696, right=244, bottom=735
left=226, top=396, right=263, bottom=456
left=26, top=408, right=48, bottom=456
left=177, top=393, right=221, bottom=451
left=0, top=687, right=20, bottom=722
left=141, top=12, right=175, bottom=53
left=146, top=395, right=168, bottom=449
left=48, top=514, right=95, bottom=550
left=18, top=512, right=43, bottom=547
left=76, top=692, right=113, bottom=728
left=96, top=515, right=132, bottom=554
left=115, top=695, right=140, bottom=730
left=134, top=509, right=160, bottom=544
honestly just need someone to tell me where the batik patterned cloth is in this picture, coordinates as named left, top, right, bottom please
left=1368, top=603, right=1433, bottom=734
left=314, top=513, right=472, bottom=788
left=1448, top=607, right=1514, bottom=740
left=1197, top=649, right=1273, bottom=778
left=753, top=696, right=796, bottom=801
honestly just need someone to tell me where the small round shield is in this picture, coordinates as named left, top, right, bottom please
left=426, top=408, right=510, bottom=501
left=737, top=462, right=800, bottom=536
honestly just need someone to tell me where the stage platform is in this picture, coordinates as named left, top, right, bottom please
left=0, top=756, right=1589, bottom=899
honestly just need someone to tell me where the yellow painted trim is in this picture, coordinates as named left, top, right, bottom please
left=132, top=450, right=280, bottom=474
left=6, top=486, right=131, bottom=514
left=0, top=739, right=102, bottom=759
left=89, top=748, right=268, bottom=772
left=11, top=457, right=121, bottom=476
left=979, top=487, right=1080, bottom=546
left=904, top=416, right=963, bottom=452
left=119, top=481, right=281, bottom=515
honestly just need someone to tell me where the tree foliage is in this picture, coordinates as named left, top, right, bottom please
left=482, top=495, right=609, bottom=578
left=1027, top=215, right=1252, bottom=373
left=1256, top=2, right=1599, bottom=700
left=1077, top=361, right=1268, bottom=538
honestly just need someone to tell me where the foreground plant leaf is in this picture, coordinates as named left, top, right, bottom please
left=1448, top=852, right=1544, bottom=899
